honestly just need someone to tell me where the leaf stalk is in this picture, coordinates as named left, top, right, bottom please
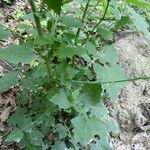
left=72, top=76, right=150, bottom=85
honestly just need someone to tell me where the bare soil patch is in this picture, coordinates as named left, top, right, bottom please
left=111, top=34, right=150, bottom=150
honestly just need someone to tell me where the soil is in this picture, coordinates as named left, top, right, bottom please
left=0, top=1, right=150, bottom=150
left=111, top=34, right=150, bottom=150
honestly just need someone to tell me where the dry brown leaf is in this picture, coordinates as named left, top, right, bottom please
left=0, top=107, right=11, bottom=122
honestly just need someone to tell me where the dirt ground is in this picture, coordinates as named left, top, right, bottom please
left=111, top=34, right=150, bottom=150
left=0, top=1, right=150, bottom=150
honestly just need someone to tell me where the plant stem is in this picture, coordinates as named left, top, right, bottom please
left=82, top=0, right=110, bottom=45
left=28, top=0, right=43, bottom=37
left=29, top=0, right=52, bottom=80
left=72, top=76, right=150, bottom=85
left=75, top=0, right=91, bottom=44
left=91, top=0, right=110, bottom=32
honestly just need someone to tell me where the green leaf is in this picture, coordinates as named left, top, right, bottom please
left=104, top=119, right=119, bottom=134
left=79, top=84, right=102, bottom=106
left=102, top=82, right=124, bottom=102
left=30, top=130, right=44, bottom=146
left=0, top=24, right=11, bottom=40
left=126, top=0, right=150, bottom=8
left=115, top=16, right=131, bottom=30
left=0, top=44, right=36, bottom=64
left=85, top=42, right=97, bottom=56
left=42, top=115, right=55, bottom=128
left=8, top=108, right=25, bottom=127
left=61, top=15, right=83, bottom=28
left=8, top=108, right=33, bottom=132
left=0, top=72, right=18, bottom=93
left=96, top=64, right=125, bottom=83
left=48, top=89, right=71, bottom=109
left=22, top=118, right=33, bottom=133
left=66, top=67, right=79, bottom=79
left=56, top=123, right=68, bottom=139
left=22, top=12, right=34, bottom=21
left=90, top=140, right=112, bottom=150
left=8, top=107, right=33, bottom=134
left=33, top=37, right=51, bottom=46
left=51, top=141, right=67, bottom=150
left=110, top=0, right=121, bottom=20
left=6, top=128, right=23, bottom=143
left=90, top=102, right=108, bottom=120
left=71, top=115, right=109, bottom=145
left=19, top=91, right=29, bottom=106
left=94, top=64, right=126, bottom=101
left=43, top=0, right=63, bottom=14
left=97, top=27, right=113, bottom=41
left=94, top=45, right=126, bottom=101
left=97, top=45, right=118, bottom=64
left=127, top=6, right=149, bottom=34
left=58, top=45, right=86, bottom=58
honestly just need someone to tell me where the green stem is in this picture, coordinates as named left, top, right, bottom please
left=29, top=0, right=52, bottom=80
left=91, top=0, right=110, bottom=32
left=82, top=0, right=110, bottom=45
left=72, top=76, right=150, bottom=85
left=28, top=0, right=43, bottom=37
left=75, top=0, right=91, bottom=44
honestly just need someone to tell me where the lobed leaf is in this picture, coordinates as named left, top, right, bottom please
left=71, top=115, right=110, bottom=145
left=94, top=45, right=126, bottom=101
left=48, top=89, right=72, bottom=109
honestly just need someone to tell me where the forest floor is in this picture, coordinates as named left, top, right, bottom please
left=0, top=1, right=150, bottom=150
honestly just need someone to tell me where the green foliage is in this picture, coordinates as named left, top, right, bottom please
left=61, top=16, right=84, bottom=28
left=0, top=72, right=18, bottom=93
left=0, top=25, right=11, bottom=40
left=0, top=0, right=149, bottom=149
left=48, top=89, right=72, bottom=109
left=44, top=0, right=63, bottom=14
left=97, top=27, right=113, bottom=41
left=127, top=5, right=149, bottom=34
left=0, top=44, right=36, bottom=64
left=126, top=0, right=150, bottom=8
